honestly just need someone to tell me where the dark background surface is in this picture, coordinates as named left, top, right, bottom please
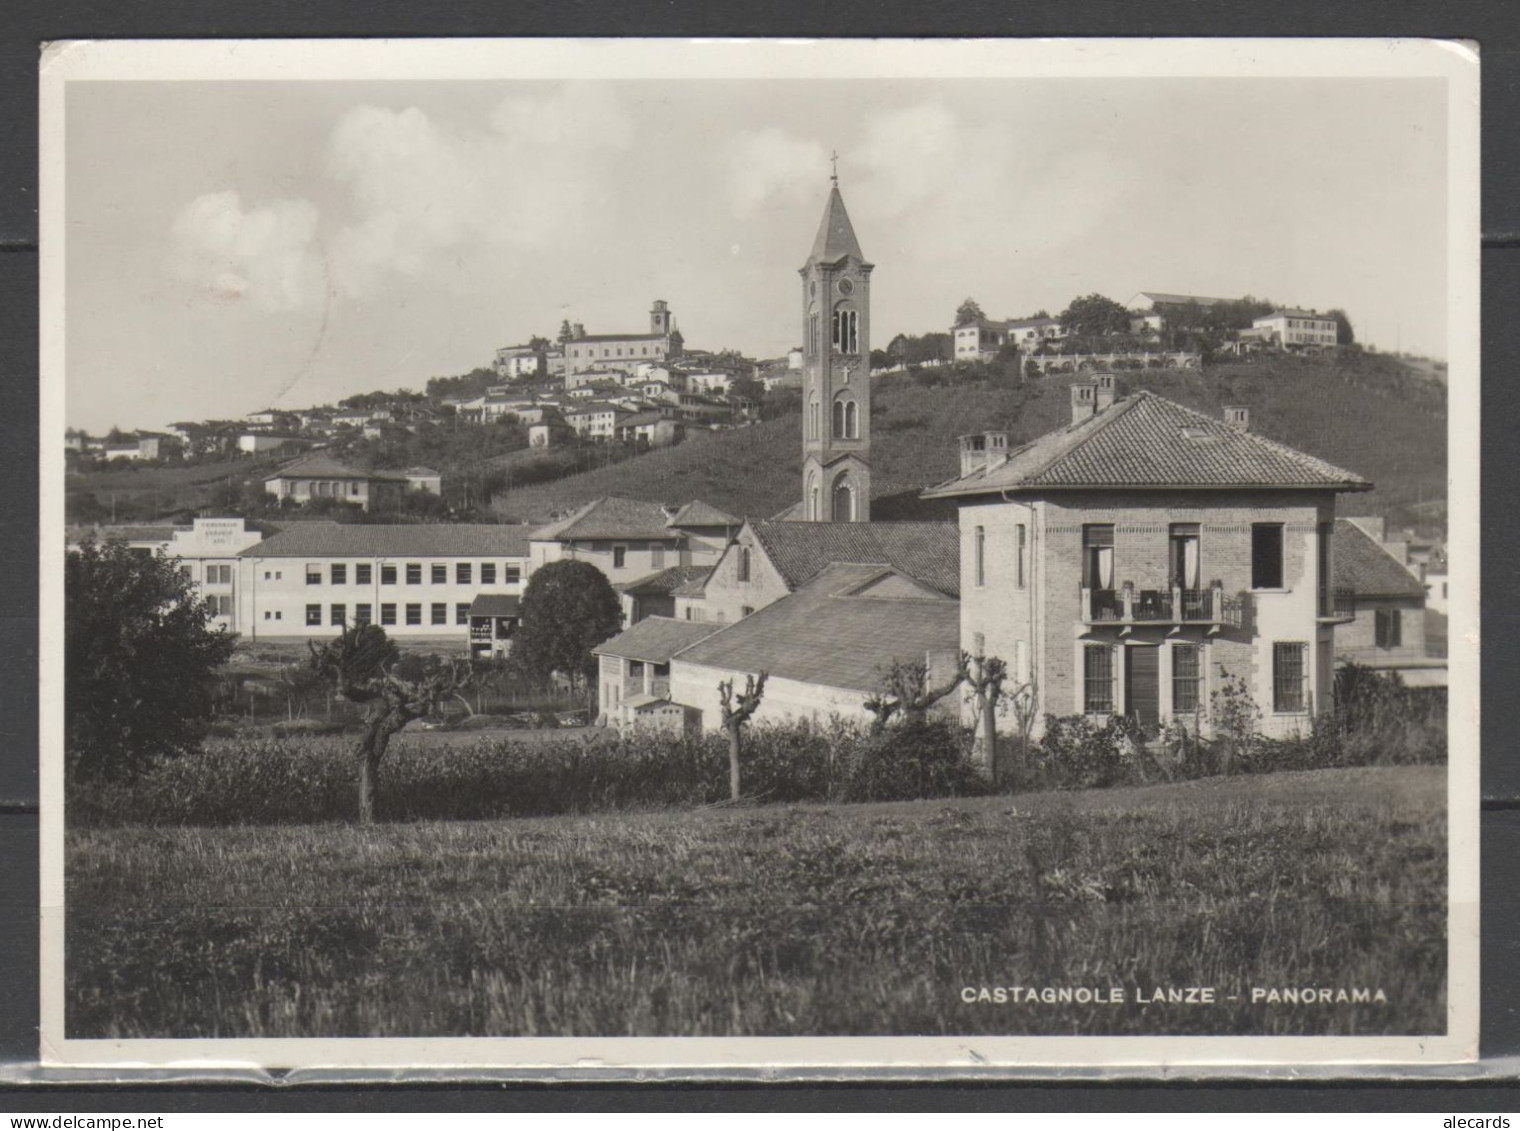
left=2, top=0, right=1516, bottom=1108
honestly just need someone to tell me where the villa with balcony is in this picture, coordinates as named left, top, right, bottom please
left=922, top=376, right=1372, bottom=743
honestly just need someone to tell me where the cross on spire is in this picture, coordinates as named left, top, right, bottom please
left=830, top=150, right=839, bottom=185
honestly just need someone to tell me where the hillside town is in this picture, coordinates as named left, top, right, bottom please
left=69, top=176, right=1449, bottom=750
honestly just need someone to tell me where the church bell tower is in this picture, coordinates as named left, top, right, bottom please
left=800, top=167, right=873, bottom=522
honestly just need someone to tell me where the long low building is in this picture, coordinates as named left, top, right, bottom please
left=235, top=522, right=532, bottom=642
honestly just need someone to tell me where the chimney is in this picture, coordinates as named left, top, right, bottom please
left=1070, top=381, right=1097, bottom=425
left=959, top=431, right=1010, bottom=477
left=1095, top=373, right=1116, bottom=412
left=1224, top=405, right=1250, bottom=432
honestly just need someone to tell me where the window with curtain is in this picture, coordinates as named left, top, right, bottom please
left=1169, top=523, right=1201, bottom=589
left=1082, top=525, right=1115, bottom=589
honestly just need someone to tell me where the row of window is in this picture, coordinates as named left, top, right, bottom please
left=303, top=603, right=474, bottom=628
left=301, top=562, right=522, bottom=586
left=568, top=343, right=664, bottom=359
left=1068, top=522, right=1295, bottom=592
left=805, top=398, right=861, bottom=441
left=1081, top=642, right=1309, bottom=716
left=972, top=524, right=1027, bottom=589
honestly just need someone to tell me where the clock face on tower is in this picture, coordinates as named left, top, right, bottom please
left=838, top=277, right=855, bottom=296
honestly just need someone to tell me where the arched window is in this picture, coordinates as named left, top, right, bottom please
left=833, top=399, right=846, bottom=439
left=832, top=475, right=854, bottom=522
left=738, top=546, right=751, bottom=583
left=832, top=305, right=859, bottom=354
left=845, top=400, right=858, bottom=439
left=807, top=472, right=819, bottom=520
left=808, top=398, right=819, bottom=440
left=808, top=306, right=820, bottom=358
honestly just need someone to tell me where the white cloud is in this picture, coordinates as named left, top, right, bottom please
left=325, top=84, right=634, bottom=296
left=167, top=190, right=323, bottom=311
left=722, top=127, right=829, bottom=216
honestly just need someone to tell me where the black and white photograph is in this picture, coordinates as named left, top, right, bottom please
left=37, top=38, right=1479, bottom=1072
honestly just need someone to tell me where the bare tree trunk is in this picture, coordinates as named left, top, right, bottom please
left=980, top=696, right=999, bottom=781
left=726, top=722, right=742, bottom=802
left=356, top=708, right=407, bottom=824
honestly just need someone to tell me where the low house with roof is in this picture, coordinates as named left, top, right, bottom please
left=952, top=316, right=1064, bottom=361
left=1331, top=517, right=1431, bottom=669
left=263, top=455, right=412, bottom=511
left=593, top=616, right=722, bottom=731
left=1252, top=309, right=1339, bottom=350
left=663, top=563, right=963, bottom=732
left=467, top=594, right=522, bottom=659
left=235, top=522, right=531, bottom=643
left=616, top=565, right=713, bottom=625
left=1125, top=292, right=1236, bottom=335
left=564, top=402, right=632, bottom=441
left=921, top=377, right=1373, bottom=745
left=493, top=344, right=542, bottom=380
left=681, top=517, right=959, bottom=625
left=402, top=467, right=443, bottom=495
left=528, top=497, right=738, bottom=587
left=616, top=410, right=684, bottom=449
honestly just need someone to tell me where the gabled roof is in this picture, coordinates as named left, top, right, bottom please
left=468, top=593, right=521, bottom=617
left=1132, top=292, right=1234, bottom=309
left=667, top=500, right=740, bottom=529
left=402, top=466, right=440, bottom=477
left=808, top=184, right=868, bottom=265
left=1334, top=519, right=1426, bottom=600
left=923, top=392, right=1370, bottom=498
left=594, top=616, right=723, bottom=663
left=673, top=564, right=958, bottom=694
left=530, top=497, right=681, bottom=542
left=87, top=524, right=186, bottom=544
left=1259, top=308, right=1336, bottom=322
left=616, top=565, right=713, bottom=597
left=264, top=454, right=403, bottom=482
left=239, top=522, right=533, bottom=559
left=748, top=519, right=960, bottom=598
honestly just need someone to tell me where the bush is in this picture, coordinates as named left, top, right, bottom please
left=843, top=718, right=987, bottom=802
left=1029, top=714, right=1147, bottom=790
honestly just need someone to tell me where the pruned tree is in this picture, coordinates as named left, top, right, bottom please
left=717, top=671, right=768, bottom=802
left=964, top=651, right=1009, bottom=778
left=863, top=655, right=968, bottom=734
left=309, top=623, right=473, bottom=823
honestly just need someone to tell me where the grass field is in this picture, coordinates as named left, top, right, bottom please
left=66, top=764, right=1445, bottom=1039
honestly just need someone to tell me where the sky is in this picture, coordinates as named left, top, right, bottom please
left=63, top=75, right=1449, bottom=433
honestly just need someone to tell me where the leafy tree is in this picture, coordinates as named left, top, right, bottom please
left=65, top=539, right=237, bottom=782
left=1327, top=308, right=1355, bottom=345
left=717, top=671, right=767, bottom=801
left=309, top=624, right=473, bottom=823
left=1058, top=293, right=1132, bottom=338
left=514, top=560, right=623, bottom=690
left=954, top=298, right=987, bottom=326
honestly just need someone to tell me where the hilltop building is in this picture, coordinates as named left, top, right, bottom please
left=563, top=301, right=684, bottom=377
left=952, top=316, right=1064, bottom=361
left=1252, top=309, right=1339, bottom=350
left=800, top=175, right=873, bottom=522
left=922, top=377, right=1373, bottom=744
left=262, top=455, right=436, bottom=512
left=1125, top=292, right=1236, bottom=334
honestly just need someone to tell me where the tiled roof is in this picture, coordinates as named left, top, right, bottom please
left=1133, top=292, right=1233, bottom=308
left=1259, top=308, right=1336, bottom=322
left=402, top=466, right=441, bottom=476
left=468, top=594, right=521, bottom=617
left=264, top=454, right=403, bottom=482
left=674, top=564, right=959, bottom=694
left=88, top=524, right=186, bottom=544
left=670, top=572, right=711, bottom=598
left=809, top=185, right=868, bottom=264
left=617, top=565, right=713, bottom=596
left=749, top=519, right=960, bottom=598
left=530, top=497, right=681, bottom=542
left=667, top=500, right=740, bottom=528
left=594, top=616, right=723, bottom=663
left=239, top=522, right=533, bottom=559
left=1334, top=519, right=1426, bottom=599
left=923, top=392, right=1370, bottom=498
left=573, top=332, right=670, bottom=343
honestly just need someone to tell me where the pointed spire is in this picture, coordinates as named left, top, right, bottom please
left=808, top=181, right=866, bottom=265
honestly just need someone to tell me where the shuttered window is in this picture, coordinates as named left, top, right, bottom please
left=1375, top=608, right=1403, bottom=648
left=1172, top=644, right=1200, bottom=713
left=1273, top=642, right=1308, bottom=712
left=1083, top=644, right=1114, bottom=714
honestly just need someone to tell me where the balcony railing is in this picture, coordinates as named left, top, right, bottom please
left=1318, top=587, right=1356, bottom=622
left=1081, top=583, right=1246, bottom=629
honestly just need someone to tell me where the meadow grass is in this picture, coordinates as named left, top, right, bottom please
left=66, top=765, right=1446, bottom=1039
